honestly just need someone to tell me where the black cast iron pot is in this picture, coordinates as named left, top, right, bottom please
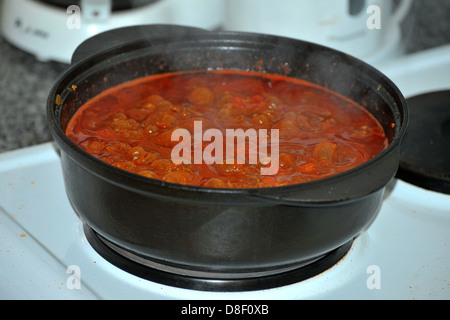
left=47, top=25, right=408, bottom=290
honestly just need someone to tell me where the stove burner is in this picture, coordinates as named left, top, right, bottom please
left=397, top=90, right=450, bottom=194
left=84, top=225, right=353, bottom=292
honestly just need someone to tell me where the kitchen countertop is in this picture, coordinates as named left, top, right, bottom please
left=0, top=0, right=449, bottom=153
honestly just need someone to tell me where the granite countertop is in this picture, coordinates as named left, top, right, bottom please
left=0, top=0, right=449, bottom=153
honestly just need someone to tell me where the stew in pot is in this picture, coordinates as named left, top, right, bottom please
left=65, top=70, right=388, bottom=188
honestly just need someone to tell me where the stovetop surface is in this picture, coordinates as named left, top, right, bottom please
left=0, top=142, right=448, bottom=299
left=0, top=46, right=449, bottom=300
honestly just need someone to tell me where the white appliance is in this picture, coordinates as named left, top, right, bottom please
left=0, top=0, right=225, bottom=63
left=225, top=0, right=413, bottom=64
left=0, top=44, right=449, bottom=300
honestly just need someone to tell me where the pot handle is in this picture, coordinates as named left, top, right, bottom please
left=247, top=151, right=399, bottom=206
left=71, top=24, right=208, bottom=65
left=248, top=175, right=391, bottom=206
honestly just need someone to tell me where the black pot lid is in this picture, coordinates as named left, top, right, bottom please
left=396, top=90, right=450, bottom=194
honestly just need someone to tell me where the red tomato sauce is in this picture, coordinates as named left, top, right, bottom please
left=65, top=70, right=388, bottom=188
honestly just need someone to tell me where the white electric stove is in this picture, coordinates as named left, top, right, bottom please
left=0, top=45, right=449, bottom=300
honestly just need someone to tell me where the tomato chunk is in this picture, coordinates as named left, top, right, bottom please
left=188, top=87, right=215, bottom=106
left=313, top=142, right=338, bottom=162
